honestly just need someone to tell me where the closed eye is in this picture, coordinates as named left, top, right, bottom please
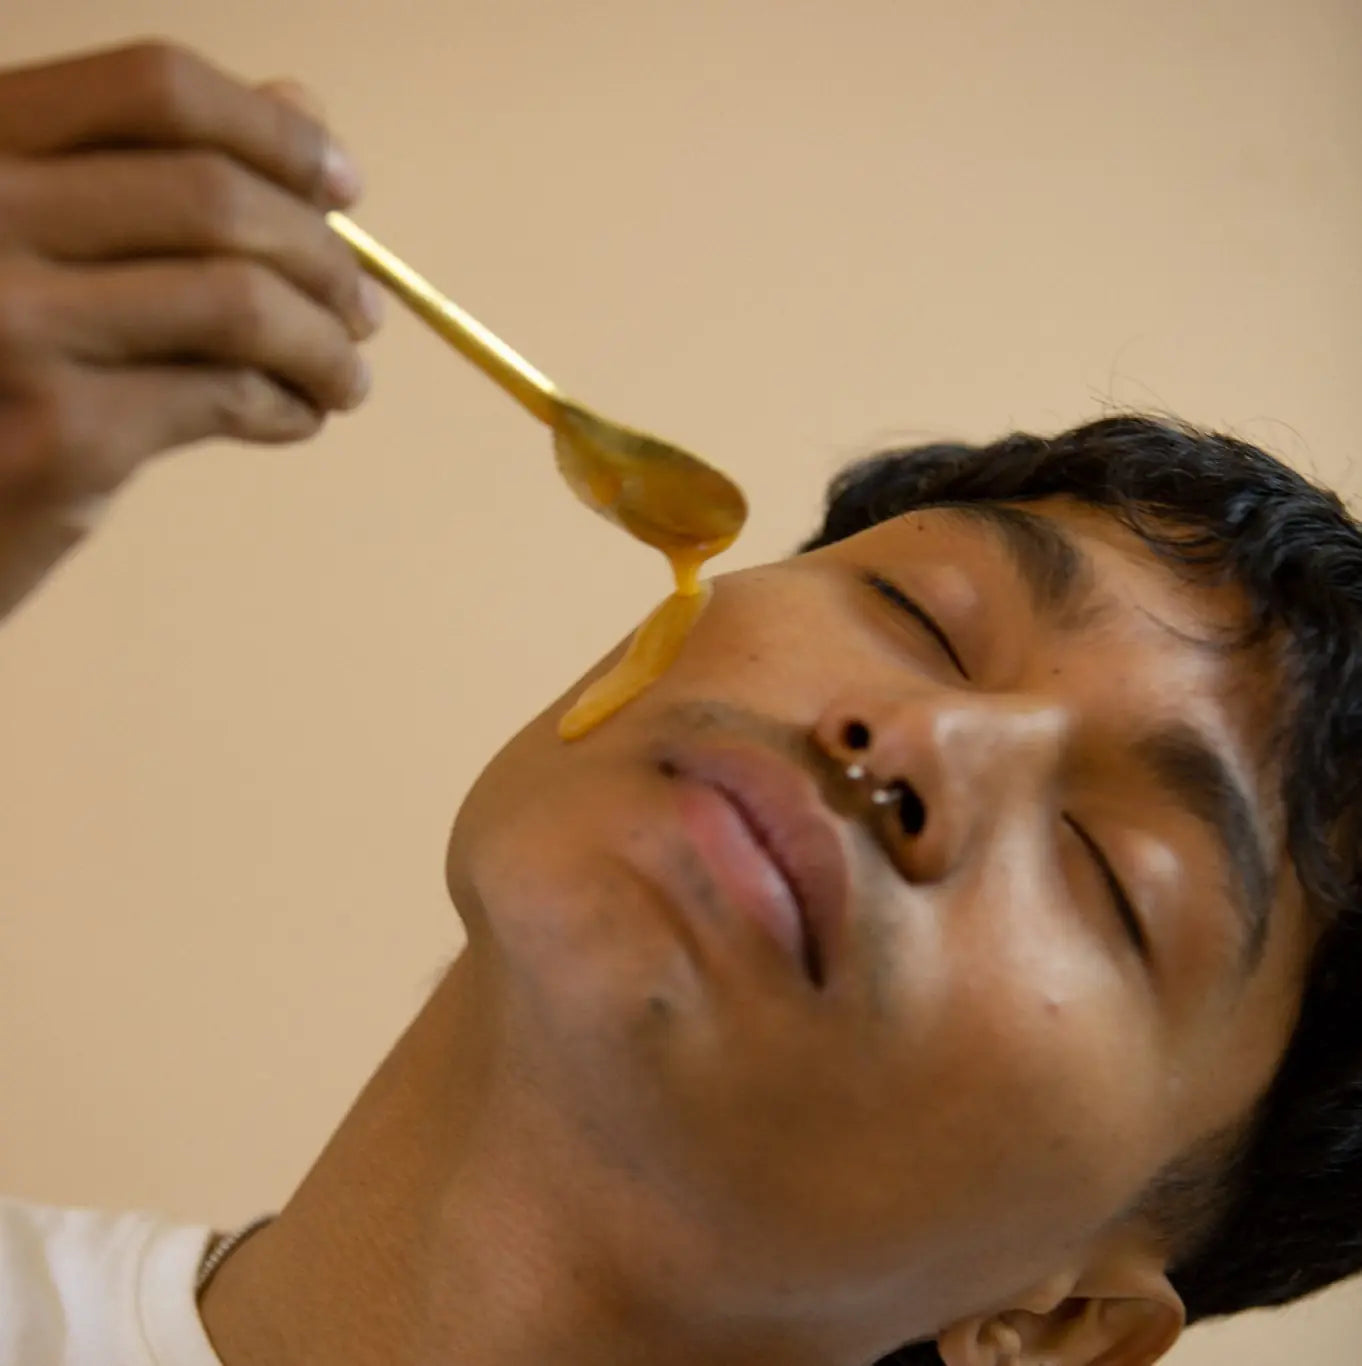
left=1064, top=815, right=1148, bottom=958
left=861, top=571, right=970, bottom=680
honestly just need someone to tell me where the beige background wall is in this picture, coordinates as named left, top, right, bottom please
left=1, top=2, right=1358, bottom=1361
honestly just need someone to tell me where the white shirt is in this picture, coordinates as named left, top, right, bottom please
left=0, top=1199, right=224, bottom=1365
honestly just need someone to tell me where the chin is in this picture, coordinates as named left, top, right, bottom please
left=452, top=781, right=701, bottom=1012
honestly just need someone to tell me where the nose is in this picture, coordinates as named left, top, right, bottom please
left=812, top=688, right=1068, bottom=884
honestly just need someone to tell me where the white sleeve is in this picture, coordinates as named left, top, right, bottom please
left=0, top=1199, right=224, bottom=1366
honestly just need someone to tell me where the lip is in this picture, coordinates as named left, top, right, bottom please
left=660, top=738, right=850, bottom=986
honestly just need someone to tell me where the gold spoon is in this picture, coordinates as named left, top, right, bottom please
left=326, top=213, right=747, bottom=566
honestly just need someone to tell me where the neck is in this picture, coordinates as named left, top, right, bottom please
left=199, top=950, right=831, bottom=1366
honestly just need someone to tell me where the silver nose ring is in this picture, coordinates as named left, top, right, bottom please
left=842, top=721, right=902, bottom=808
left=842, top=762, right=898, bottom=806
left=838, top=718, right=927, bottom=836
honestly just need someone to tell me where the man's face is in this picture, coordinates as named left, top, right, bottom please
left=446, top=498, right=1313, bottom=1342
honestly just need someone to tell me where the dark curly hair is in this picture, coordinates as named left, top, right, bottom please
left=798, top=415, right=1362, bottom=1364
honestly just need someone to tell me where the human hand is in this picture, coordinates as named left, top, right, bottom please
left=0, top=40, right=382, bottom=619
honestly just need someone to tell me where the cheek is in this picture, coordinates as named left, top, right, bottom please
left=870, top=870, right=1167, bottom=1218
left=928, top=970, right=1161, bottom=1220
left=457, top=768, right=714, bottom=1062
left=642, top=568, right=848, bottom=715
left=451, top=566, right=829, bottom=816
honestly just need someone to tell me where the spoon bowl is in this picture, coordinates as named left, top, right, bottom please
left=552, top=401, right=746, bottom=554
left=326, top=213, right=748, bottom=554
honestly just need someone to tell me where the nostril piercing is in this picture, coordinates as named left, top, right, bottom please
left=843, top=720, right=871, bottom=751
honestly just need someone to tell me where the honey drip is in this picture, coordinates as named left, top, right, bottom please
left=551, top=419, right=740, bottom=740
left=558, top=541, right=732, bottom=740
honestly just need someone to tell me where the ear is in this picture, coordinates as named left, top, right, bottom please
left=937, top=1254, right=1185, bottom=1366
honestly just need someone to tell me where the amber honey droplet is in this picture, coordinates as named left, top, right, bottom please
left=557, top=535, right=737, bottom=740
left=558, top=583, right=713, bottom=739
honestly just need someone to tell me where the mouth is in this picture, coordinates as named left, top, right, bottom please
left=659, top=738, right=850, bottom=987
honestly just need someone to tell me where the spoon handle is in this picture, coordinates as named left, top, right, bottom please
left=326, top=212, right=560, bottom=426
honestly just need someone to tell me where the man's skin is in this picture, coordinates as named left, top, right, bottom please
left=195, top=498, right=1313, bottom=1366
left=0, top=41, right=1317, bottom=1366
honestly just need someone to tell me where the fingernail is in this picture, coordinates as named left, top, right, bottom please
left=344, top=356, right=372, bottom=409
left=357, top=276, right=386, bottom=332
left=323, top=140, right=364, bottom=206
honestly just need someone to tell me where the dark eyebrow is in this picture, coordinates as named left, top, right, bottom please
left=1134, top=724, right=1273, bottom=975
left=932, top=503, right=1099, bottom=628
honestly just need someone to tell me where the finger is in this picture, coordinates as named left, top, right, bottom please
left=0, top=151, right=382, bottom=338
left=0, top=41, right=361, bottom=207
left=257, top=78, right=325, bottom=123
left=42, top=258, right=370, bottom=414
left=89, top=363, right=326, bottom=471
left=0, top=361, right=323, bottom=502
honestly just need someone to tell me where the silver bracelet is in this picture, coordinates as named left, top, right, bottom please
left=195, top=1214, right=275, bottom=1298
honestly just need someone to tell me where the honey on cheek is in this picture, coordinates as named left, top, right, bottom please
left=557, top=541, right=732, bottom=741
left=551, top=421, right=742, bottom=741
